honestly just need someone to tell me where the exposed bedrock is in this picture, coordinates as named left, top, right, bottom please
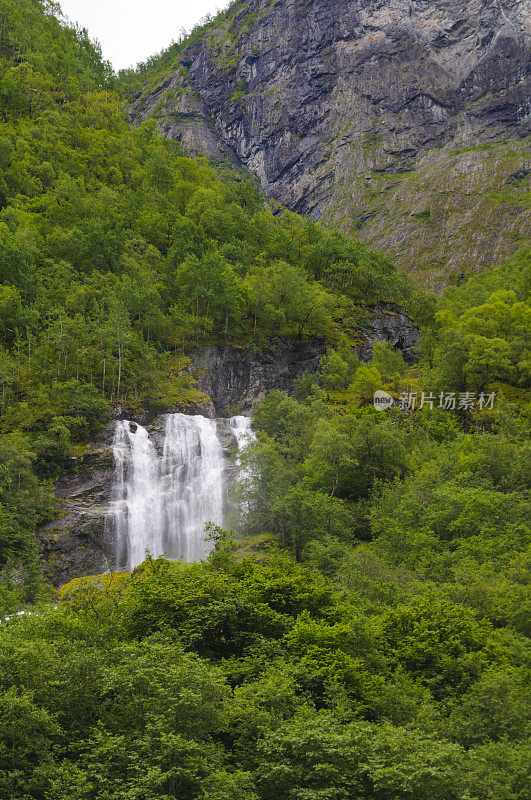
left=130, top=0, right=530, bottom=287
left=191, top=307, right=420, bottom=416
left=191, top=338, right=327, bottom=417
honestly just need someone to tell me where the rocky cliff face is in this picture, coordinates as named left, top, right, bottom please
left=356, top=302, right=420, bottom=363
left=131, top=0, right=530, bottom=288
left=38, top=438, right=115, bottom=587
left=191, top=338, right=327, bottom=416
left=192, top=307, right=420, bottom=415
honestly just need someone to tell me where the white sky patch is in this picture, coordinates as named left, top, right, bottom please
left=58, top=0, right=231, bottom=71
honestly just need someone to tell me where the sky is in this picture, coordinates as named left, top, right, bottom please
left=58, top=0, right=231, bottom=71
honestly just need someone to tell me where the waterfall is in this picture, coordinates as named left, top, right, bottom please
left=161, top=415, right=224, bottom=563
left=229, top=415, right=256, bottom=482
left=228, top=416, right=256, bottom=520
left=112, top=421, right=163, bottom=571
left=108, top=413, right=253, bottom=570
left=229, top=415, right=256, bottom=453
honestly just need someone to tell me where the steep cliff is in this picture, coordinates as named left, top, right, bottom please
left=37, top=339, right=328, bottom=586
left=38, top=440, right=115, bottom=587
left=130, top=0, right=530, bottom=288
left=192, top=307, right=420, bottom=415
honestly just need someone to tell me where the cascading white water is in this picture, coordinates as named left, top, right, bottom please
left=229, top=416, right=256, bottom=452
left=160, top=414, right=224, bottom=563
left=112, top=421, right=164, bottom=571
left=229, top=416, right=256, bottom=483
left=108, top=413, right=253, bottom=570
left=228, top=416, right=256, bottom=520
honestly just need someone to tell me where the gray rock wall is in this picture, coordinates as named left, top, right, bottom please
left=38, top=440, right=115, bottom=587
left=191, top=338, right=327, bottom=416
left=131, top=0, right=530, bottom=287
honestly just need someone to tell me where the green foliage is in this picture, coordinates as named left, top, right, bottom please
left=320, top=349, right=350, bottom=390
left=255, top=711, right=470, bottom=800
left=0, top=3, right=528, bottom=798
left=371, top=340, right=407, bottom=383
left=350, top=363, right=384, bottom=402
left=1, top=539, right=526, bottom=799
left=270, top=486, right=353, bottom=560
left=224, top=250, right=530, bottom=797
left=304, top=413, right=409, bottom=501
left=0, top=433, right=52, bottom=564
left=435, top=248, right=531, bottom=391
left=0, top=522, right=528, bottom=800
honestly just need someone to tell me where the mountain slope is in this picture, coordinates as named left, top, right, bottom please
left=128, top=0, right=530, bottom=288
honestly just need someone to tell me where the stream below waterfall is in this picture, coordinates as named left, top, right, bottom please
left=106, top=414, right=254, bottom=570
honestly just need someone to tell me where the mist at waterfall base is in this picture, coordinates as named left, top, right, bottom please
left=107, top=414, right=254, bottom=570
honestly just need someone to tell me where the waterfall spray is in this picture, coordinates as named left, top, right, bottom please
left=107, top=414, right=253, bottom=570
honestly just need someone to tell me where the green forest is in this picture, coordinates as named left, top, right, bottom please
left=0, top=2, right=529, bottom=798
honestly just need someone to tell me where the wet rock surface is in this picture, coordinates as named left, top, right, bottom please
left=37, top=419, right=246, bottom=587
left=38, top=440, right=115, bottom=588
left=191, top=338, right=327, bottom=416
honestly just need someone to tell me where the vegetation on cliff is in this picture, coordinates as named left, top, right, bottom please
left=120, top=0, right=530, bottom=286
left=0, top=3, right=529, bottom=798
